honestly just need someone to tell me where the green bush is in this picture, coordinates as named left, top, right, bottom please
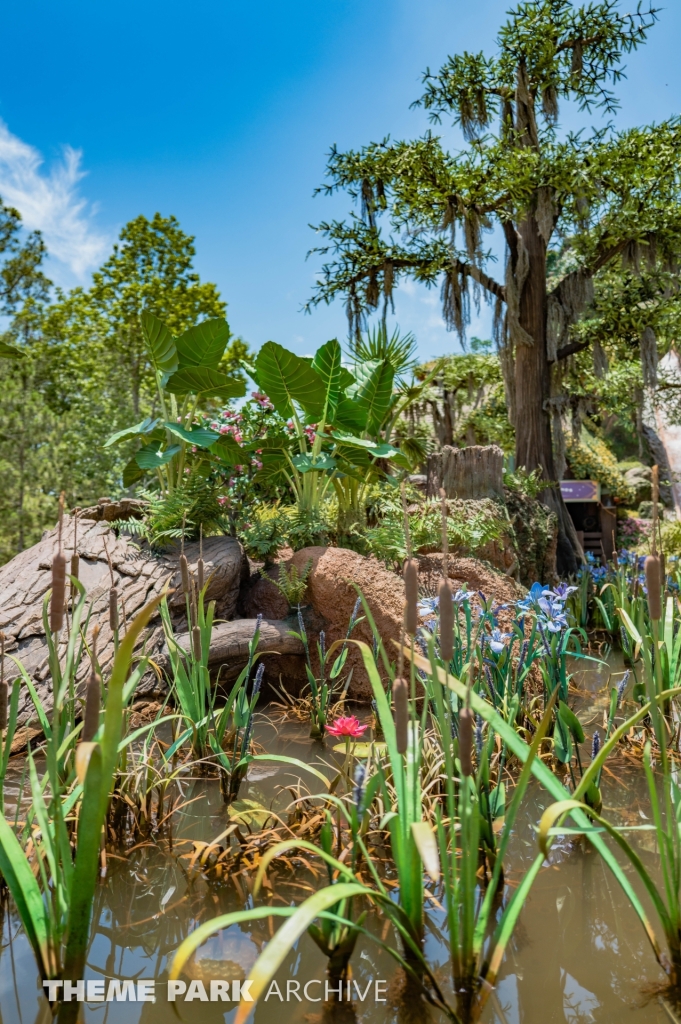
left=565, top=430, right=634, bottom=504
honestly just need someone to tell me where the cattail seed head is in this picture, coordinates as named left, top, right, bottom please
left=180, top=554, right=190, bottom=595
left=198, top=557, right=205, bottom=594
left=82, top=670, right=101, bottom=742
left=393, top=676, right=409, bottom=754
left=459, top=707, right=473, bottom=776
left=0, top=632, right=7, bottom=732
left=403, top=559, right=419, bottom=636
left=438, top=579, right=454, bottom=662
left=192, top=625, right=202, bottom=660
left=109, top=587, right=119, bottom=632
left=645, top=555, right=662, bottom=620
left=50, top=552, right=66, bottom=634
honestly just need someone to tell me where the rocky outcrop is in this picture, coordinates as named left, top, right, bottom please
left=0, top=517, right=247, bottom=728
left=623, top=464, right=652, bottom=509
left=241, top=546, right=527, bottom=700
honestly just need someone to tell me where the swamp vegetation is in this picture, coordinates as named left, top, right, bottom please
left=4, top=1, right=681, bottom=1022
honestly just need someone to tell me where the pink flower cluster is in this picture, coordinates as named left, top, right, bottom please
left=251, top=391, right=274, bottom=410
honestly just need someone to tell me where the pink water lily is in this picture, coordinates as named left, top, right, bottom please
left=326, top=715, right=367, bottom=739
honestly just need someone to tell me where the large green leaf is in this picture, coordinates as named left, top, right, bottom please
left=243, top=435, right=289, bottom=452
left=0, top=812, right=51, bottom=976
left=165, top=367, right=246, bottom=400
left=255, top=341, right=325, bottom=419
left=351, top=359, right=394, bottom=434
left=141, top=311, right=178, bottom=375
left=311, top=338, right=344, bottom=418
left=122, top=455, right=145, bottom=487
left=331, top=432, right=400, bottom=458
left=62, top=744, right=105, bottom=981
left=292, top=453, right=336, bottom=473
left=102, top=417, right=159, bottom=448
left=0, top=340, right=23, bottom=358
left=135, top=443, right=181, bottom=469
left=214, top=433, right=244, bottom=465
left=332, top=396, right=368, bottom=433
left=176, top=319, right=230, bottom=370
left=164, top=422, right=220, bottom=447
left=254, top=451, right=289, bottom=482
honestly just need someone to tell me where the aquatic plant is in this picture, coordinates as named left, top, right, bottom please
left=0, top=594, right=164, bottom=1022
left=288, top=597, right=364, bottom=739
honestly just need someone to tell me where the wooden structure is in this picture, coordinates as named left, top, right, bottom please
left=560, top=480, right=616, bottom=562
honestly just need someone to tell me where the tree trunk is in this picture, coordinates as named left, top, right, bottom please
left=426, top=445, right=504, bottom=500
left=514, top=215, right=579, bottom=575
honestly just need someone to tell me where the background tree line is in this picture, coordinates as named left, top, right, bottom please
left=0, top=208, right=245, bottom=564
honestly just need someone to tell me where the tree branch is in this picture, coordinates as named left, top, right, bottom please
left=556, top=340, right=589, bottom=361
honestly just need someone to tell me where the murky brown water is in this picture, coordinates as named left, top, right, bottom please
left=0, top=661, right=675, bottom=1024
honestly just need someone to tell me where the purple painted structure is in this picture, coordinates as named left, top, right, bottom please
left=560, top=480, right=601, bottom=502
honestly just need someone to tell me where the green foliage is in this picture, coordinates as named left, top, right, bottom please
left=103, top=310, right=245, bottom=493
left=0, top=212, right=240, bottom=565
left=271, top=559, right=313, bottom=608
left=114, top=477, right=230, bottom=548
left=565, top=429, right=634, bottom=503
left=661, top=520, right=681, bottom=556
left=0, top=591, right=161, bottom=991
left=307, top=0, right=681, bottom=494
left=503, top=465, right=546, bottom=499
left=365, top=495, right=506, bottom=568
left=239, top=503, right=290, bottom=562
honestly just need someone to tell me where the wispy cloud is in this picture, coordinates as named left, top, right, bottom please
left=0, top=120, right=108, bottom=278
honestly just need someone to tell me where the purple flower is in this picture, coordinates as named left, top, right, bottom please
left=543, top=582, right=577, bottom=601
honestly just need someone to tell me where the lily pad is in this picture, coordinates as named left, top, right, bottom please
left=332, top=742, right=387, bottom=756
left=227, top=799, right=273, bottom=828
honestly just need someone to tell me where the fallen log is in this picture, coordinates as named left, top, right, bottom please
left=167, top=618, right=304, bottom=680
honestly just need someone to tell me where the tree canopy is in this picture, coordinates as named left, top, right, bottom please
left=308, top=0, right=681, bottom=569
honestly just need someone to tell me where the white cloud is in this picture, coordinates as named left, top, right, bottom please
left=0, top=120, right=108, bottom=278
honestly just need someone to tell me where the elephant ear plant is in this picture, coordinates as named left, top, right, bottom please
left=249, top=338, right=410, bottom=522
left=103, top=311, right=245, bottom=493
left=0, top=592, right=164, bottom=1024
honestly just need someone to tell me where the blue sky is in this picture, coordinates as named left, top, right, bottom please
left=0, top=0, right=679, bottom=362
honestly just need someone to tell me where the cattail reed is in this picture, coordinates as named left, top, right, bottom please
left=109, top=587, right=120, bottom=632
left=404, top=559, right=419, bottom=635
left=439, top=579, right=454, bottom=662
left=50, top=495, right=66, bottom=634
left=70, top=513, right=79, bottom=599
left=393, top=676, right=409, bottom=754
left=459, top=707, right=473, bottom=776
left=192, top=625, right=202, bottom=660
left=645, top=554, right=662, bottom=620
left=179, top=554, right=190, bottom=595
left=82, top=625, right=101, bottom=742
left=0, top=632, right=7, bottom=732
left=198, top=524, right=205, bottom=593
left=651, top=464, right=659, bottom=548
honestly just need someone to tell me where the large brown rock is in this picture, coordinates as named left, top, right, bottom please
left=240, top=546, right=526, bottom=700
left=0, top=518, right=247, bottom=728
